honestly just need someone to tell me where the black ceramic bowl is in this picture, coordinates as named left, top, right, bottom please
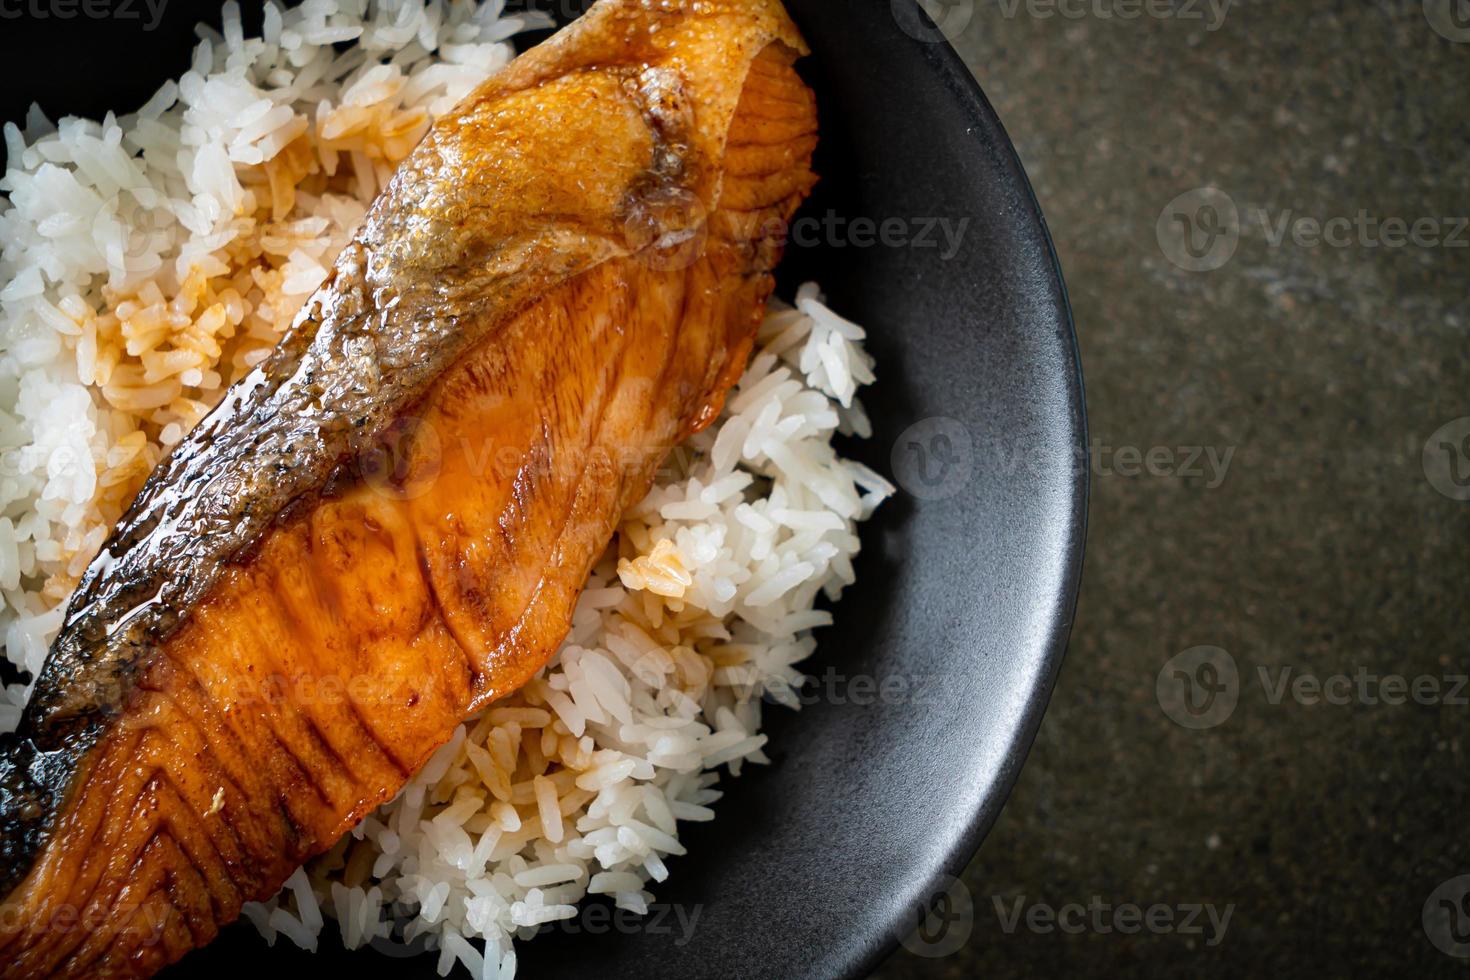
left=0, top=2, right=1085, bottom=976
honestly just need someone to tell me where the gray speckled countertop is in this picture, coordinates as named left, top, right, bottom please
left=875, top=0, right=1469, bottom=975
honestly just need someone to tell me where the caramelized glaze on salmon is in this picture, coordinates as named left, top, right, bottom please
left=0, top=0, right=817, bottom=973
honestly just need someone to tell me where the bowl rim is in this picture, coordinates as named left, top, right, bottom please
left=843, top=14, right=1089, bottom=977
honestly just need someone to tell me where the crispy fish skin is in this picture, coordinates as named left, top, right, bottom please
left=0, top=0, right=817, bottom=974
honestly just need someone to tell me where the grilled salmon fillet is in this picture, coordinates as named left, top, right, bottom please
left=0, top=0, right=818, bottom=974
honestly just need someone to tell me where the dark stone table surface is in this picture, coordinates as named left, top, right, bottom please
left=875, top=0, right=1468, bottom=975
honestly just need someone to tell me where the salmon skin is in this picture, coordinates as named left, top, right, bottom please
left=0, top=0, right=818, bottom=974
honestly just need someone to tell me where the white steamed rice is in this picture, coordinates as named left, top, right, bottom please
left=0, top=2, right=892, bottom=976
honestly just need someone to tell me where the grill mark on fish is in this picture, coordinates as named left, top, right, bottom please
left=298, top=715, right=359, bottom=800
left=146, top=779, right=235, bottom=927
left=250, top=553, right=403, bottom=785
left=139, top=828, right=204, bottom=943
left=42, top=779, right=184, bottom=971
left=465, top=287, right=645, bottom=708
left=414, top=540, right=480, bottom=688
left=348, top=696, right=412, bottom=780
left=130, top=677, right=252, bottom=870
left=63, top=826, right=177, bottom=973
left=90, top=760, right=218, bottom=928
left=30, top=727, right=146, bottom=958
